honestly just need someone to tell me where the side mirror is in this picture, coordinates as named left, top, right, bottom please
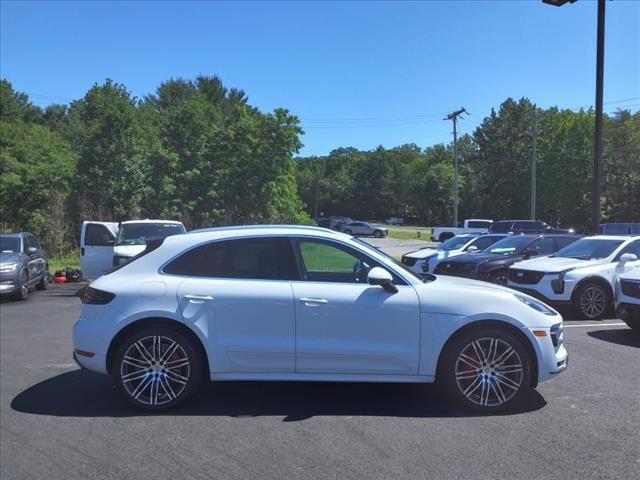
left=27, top=246, right=38, bottom=254
left=367, top=267, right=398, bottom=293
left=523, top=248, right=538, bottom=258
left=466, top=245, right=479, bottom=253
left=620, top=253, right=638, bottom=263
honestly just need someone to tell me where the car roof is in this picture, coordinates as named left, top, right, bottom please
left=588, top=235, right=640, bottom=241
left=120, top=219, right=184, bottom=225
left=0, top=232, right=24, bottom=237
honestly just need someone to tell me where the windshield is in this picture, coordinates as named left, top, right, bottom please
left=116, top=223, right=185, bottom=246
left=553, top=238, right=623, bottom=260
left=0, top=237, right=21, bottom=253
left=438, top=235, right=474, bottom=251
left=484, top=236, right=531, bottom=255
left=352, top=238, right=430, bottom=282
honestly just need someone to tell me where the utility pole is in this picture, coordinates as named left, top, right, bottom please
left=530, top=109, right=538, bottom=220
left=592, top=0, right=605, bottom=233
left=445, top=107, right=467, bottom=227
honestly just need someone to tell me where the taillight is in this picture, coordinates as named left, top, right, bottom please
left=82, top=286, right=115, bottom=305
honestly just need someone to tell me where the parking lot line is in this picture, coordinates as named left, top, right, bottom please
left=564, top=322, right=626, bottom=328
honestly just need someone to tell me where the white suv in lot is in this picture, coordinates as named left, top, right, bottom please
left=74, top=225, right=567, bottom=412
left=508, top=236, right=640, bottom=319
left=401, top=233, right=508, bottom=274
left=615, top=269, right=640, bottom=331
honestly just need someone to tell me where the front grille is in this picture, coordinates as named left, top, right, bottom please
left=436, top=262, right=476, bottom=278
left=620, top=280, right=640, bottom=299
left=509, top=269, right=545, bottom=285
left=401, top=256, right=418, bottom=267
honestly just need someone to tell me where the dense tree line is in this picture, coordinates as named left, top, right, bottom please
left=296, top=98, right=639, bottom=232
left=1, top=77, right=309, bottom=255
left=1, top=79, right=638, bottom=256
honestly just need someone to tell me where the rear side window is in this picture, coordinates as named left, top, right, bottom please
left=163, top=237, right=299, bottom=280
left=85, top=224, right=115, bottom=246
left=467, top=221, right=491, bottom=229
left=490, top=222, right=513, bottom=233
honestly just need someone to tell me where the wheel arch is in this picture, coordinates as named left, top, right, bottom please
left=571, top=276, right=614, bottom=303
left=435, top=319, right=539, bottom=388
left=105, top=317, right=210, bottom=380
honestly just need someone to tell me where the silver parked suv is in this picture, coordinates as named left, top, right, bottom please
left=0, top=232, right=48, bottom=300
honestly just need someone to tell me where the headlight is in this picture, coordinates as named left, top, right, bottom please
left=0, top=263, right=19, bottom=273
left=515, top=293, right=557, bottom=316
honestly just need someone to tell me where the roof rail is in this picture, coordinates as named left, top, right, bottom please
left=187, top=224, right=338, bottom=235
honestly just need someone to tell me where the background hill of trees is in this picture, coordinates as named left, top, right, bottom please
left=1, top=77, right=638, bottom=256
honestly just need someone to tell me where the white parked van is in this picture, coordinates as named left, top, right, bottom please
left=80, top=220, right=186, bottom=279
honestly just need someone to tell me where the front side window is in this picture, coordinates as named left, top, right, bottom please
left=614, top=240, right=640, bottom=260
left=28, top=235, right=40, bottom=249
left=296, top=240, right=371, bottom=283
left=117, top=223, right=185, bottom=246
left=553, top=239, right=624, bottom=260
left=490, top=222, right=513, bottom=233
left=440, top=235, right=474, bottom=251
left=469, top=235, right=502, bottom=251
left=485, top=236, right=531, bottom=254
left=526, top=237, right=556, bottom=255
left=164, top=237, right=298, bottom=280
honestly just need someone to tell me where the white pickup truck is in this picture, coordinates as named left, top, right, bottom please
left=80, top=219, right=186, bottom=279
left=431, top=219, right=493, bottom=242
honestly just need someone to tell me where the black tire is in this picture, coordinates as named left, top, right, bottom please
left=36, top=268, right=48, bottom=291
left=343, top=229, right=353, bottom=235
left=439, top=327, right=532, bottom=412
left=13, top=269, right=29, bottom=301
left=488, top=270, right=508, bottom=286
left=113, top=327, right=203, bottom=411
left=374, top=230, right=383, bottom=238
left=573, top=282, right=610, bottom=320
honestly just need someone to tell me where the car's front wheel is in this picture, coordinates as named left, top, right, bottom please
left=440, top=328, right=532, bottom=412
left=13, top=269, right=29, bottom=301
left=374, top=230, right=383, bottom=238
left=574, top=282, right=610, bottom=320
left=113, top=327, right=203, bottom=410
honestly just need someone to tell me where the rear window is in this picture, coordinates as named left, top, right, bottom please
left=163, top=237, right=299, bottom=280
left=117, top=223, right=185, bottom=246
left=467, top=221, right=491, bottom=229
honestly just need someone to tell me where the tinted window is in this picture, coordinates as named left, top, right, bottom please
left=526, top=237, right=555, bottom=255
left=85, top=224, right=115, bottom=246
left=485, top=236, right=532, bottom=254
left=554, top=238, right=624, bottom=260
left=602, top=225, right=628, bottom=234
left=555, top=236, right=579, bottom=250
left=467, top=221, right=491, bottom=229
left=28, top=235, right=40, bottom=249
left=615, top=240, right=640, bottom=260
left=490, top=222, right=513, bottom=233
left=440, top=235, right=474, bottom=251
left=514, top=221, right=539, bottom=231
left=470, top=235, right=502, bottom=251
left=164, top=237, right=299, bottom=280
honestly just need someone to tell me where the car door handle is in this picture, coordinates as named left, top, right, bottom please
left=184, top=294, right=213, bottom=302
left=299, top=297, right=328, bottom=306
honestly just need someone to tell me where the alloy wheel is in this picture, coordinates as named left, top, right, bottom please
left=579, top=285, right=607, bottom=319
left=454, top=337, right=524, bottom=407
left=119, top=335, right=191, bottom=406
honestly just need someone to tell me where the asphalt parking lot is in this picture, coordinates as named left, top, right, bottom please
left=1, top=284, right=638, bottom=480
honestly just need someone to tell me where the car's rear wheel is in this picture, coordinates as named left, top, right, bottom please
left=113, top=327, right=203, bottom=411
left=574, top=282, right=610, bottom=320
left=440, top=328, right=532, bottom=412
left=13, top=270, right=29, bottom=301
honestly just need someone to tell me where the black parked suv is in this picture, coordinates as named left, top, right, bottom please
left=489, top=220, right=575, bottom=235
left=0, top=232, right=48, bottom=300
left=433, top=234, right=581, bottom=285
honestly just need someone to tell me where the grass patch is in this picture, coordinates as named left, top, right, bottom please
left=49, top=253, right=80, bottom=273
left=387, top=230, right=431, bottom=241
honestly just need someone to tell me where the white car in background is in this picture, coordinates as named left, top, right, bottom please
left=401, top=233, right=509, bottom=274
left=508, top=236, right=640, bottom=319
left=80, top=220, right=186, bottom=279
left=73, top=225, right=567, bottom=412
left=615, top=269, right=640, bottom=331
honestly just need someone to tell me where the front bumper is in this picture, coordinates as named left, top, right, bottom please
left=0, top=271, right=19, bottom=293
left=508, top=274, right=576, bottom=305
left=529, top=325, right=569, bottom=382
left=616, top=303, right=640, bottom=326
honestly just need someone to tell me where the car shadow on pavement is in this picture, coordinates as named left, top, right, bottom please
left=587, top=328, right=639, bottom=348
left=11, top=370, right=546, bottom=420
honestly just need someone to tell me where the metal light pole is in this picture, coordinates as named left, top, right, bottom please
left=543, top=0, right=605, bottom=233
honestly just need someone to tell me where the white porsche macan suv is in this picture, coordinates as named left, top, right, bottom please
left=508, top=236, right=640, bottom=319
left=73, top=226, right=568, bottom=412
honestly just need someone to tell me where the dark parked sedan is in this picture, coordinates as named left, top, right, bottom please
left=0, top=232, right=48, bottom=300
left=433, top=234, right=581, bottom=285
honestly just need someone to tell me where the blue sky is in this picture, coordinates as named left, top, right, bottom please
left=1, top=0, right=639, bottom=156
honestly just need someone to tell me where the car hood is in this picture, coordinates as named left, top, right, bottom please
left=406, top=248, right=440, bottom=259
left=413, top=275, right=560, bottom=326
left=619, top=269, right=640, bottom=281
left=440, top=252, right=511, bottom=265
left=513, top=256, right=604, bottom=273
left=0, top=252, right=22, bottom=263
